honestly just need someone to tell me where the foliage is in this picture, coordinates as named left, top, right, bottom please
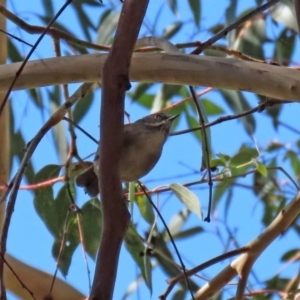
left=3, top=0, right=300, bottom=299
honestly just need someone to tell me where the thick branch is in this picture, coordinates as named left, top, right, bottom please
left=4, top=254, right=85, bottom=299
left=89, top=0, right=149, bottom=299
left=0, top=53, right=300, bottom=100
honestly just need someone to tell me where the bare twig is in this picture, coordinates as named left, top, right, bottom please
left=0, top=2, right=73, bottom=298
left=0, top=253, right=36, bottom=300
left=63, top=116, right=98, bottom=144
left=189, top=86, right=213, bottom=222
left=0, top=0, right=73, bottom=117
left=192, top=0, right=280, bottom=54
left=76, top=213, right=92, bottom=292
left=0, top=28, right=33, bottom=47
left=160, top=247, right=249, bottom=299
left=170, top=99, right=290, bottom=136
left=138, top=182, right=195, bottom=300
left=49, top=208, right=71, bottom=294
left=0, top=5, right=110, bottom=52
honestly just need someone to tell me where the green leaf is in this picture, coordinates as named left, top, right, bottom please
left=33, top=164, right=62, bottom=183
left=48, top=87, right=68, bottom=161
left=166, top=209, right=190, bottom=238
left=34, top=182, right=79, bottom=276
left=124, top=225, right=152, bottom=292
left=72, top=3, right=96, bottom=40
left=34, top=183, right=72, bottom=237
left=210, top=158, right=225, bottom=168
left=167, top=0, right=178, bottom=16
left=184, top=110, right=201, bottom=140
left=188, top=0, right=201, bottom=27
left=135, top=192, right=155, bottom=225
left=10, top=122, right=35, bottom=184
left=95, top=11, right=120, bottom=45
left=42, top=0, right=54, bottom=16
left=235, top=17, right=266, bottom=60
left=225, top=0, right=237, bottom=24
left=218, top=153, right=231, bottom=164
left=257, top=161, right=267, bottom=176
left=271, top=2, right=298, bottom=32
left=52, top=213, right=79, bottom=277
left=230, top=147, right=258, bottom=167
left=274, top=28, right=296, bottom=65
left=209, top=24, right=224, bottom=34
left=8, top=39, right=23, bottom=62
left=27, top=88, right=43, bottom=109
left=129, top=83, right=154, bottom=101
left=201, top=99, right=225, bottom=115
left=73, top=91, right=94, bottom=124
left=172, top=288, right=186, bottom=300
left=220, top=90, right=256, bottom=135
left=151, top=84, right=181, bottom=112
left=163, top=22, right=183, bottom=39
left=135, top=94, right=155, bottom=109
left=224, top=187, right=233, bottom=222
left=266, top=141, right=284, bottom=152
left=297, top=139, right=300, bottom=150
left=80, top=198, right=102, bottom=259
left=283, top=150, right=300, bottom=177
left=172, top=226, right=203, bottom=240
left=213, top=181, right=230, bottom=211
left=170, top=183, right=202, bottom=219
left=281, top=249, right=299, bottom=262
left=266, top=275, right=290, bottom=290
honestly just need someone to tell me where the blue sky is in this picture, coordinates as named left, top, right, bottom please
left=4, top=0, right=300, bottom=299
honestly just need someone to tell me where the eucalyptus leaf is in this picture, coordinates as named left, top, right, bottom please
left=188, top=0, right=201, bottom=27
left=80, top=198, right=102, bottom=259
left=124, top=225, right=152, bottom=292
left=170, top=183, right=202, bottom=219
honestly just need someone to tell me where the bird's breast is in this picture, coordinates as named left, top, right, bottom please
left=119, top=131, right=167, bottom=182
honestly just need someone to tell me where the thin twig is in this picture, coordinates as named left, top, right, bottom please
left=170, top=99, right=290, bottom=136
left=49, top=208, right=71, bottom=294
left=0, top=0, right=73, bottom=117
left=0, top=2, right=73, bottom=298
left=189, top=86, right=213, bottom=222
left=76, top=213, right=92, bottom=292
left=0, top=253, right=36, bottom=300
left=160, top=247, right=249, bottom=299
left=0, top=28, right=33, bottom=47
left=0, top=5, right=110, bottom=52
left=63, top=117, right=98, bottom=144
left=138, top=181, right=195, bottom=300
left=191, top=0, right=280, bottom=54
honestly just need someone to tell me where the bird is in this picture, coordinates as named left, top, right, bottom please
left=75, top=113, right=178, bottom=197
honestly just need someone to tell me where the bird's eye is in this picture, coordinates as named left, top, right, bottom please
left=154, top=114, right=160, bottom=119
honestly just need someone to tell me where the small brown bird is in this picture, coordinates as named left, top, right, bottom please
left=75, top=113, right=178, bottom=197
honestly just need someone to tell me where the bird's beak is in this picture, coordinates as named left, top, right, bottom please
left=168, top=114, right=180, bottom=122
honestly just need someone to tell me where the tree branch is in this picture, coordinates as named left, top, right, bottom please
left=89, top=0, right=149, bottom=299
left=0, top=53, right=299, bottom=101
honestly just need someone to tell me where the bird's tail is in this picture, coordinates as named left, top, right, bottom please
left=75, top=165, right=99, bottom=197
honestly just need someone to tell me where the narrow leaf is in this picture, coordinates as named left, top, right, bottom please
left=170, top=183, right=202, bottom=219
left=257, top=161, right=268, bottom=176
left=188, top=0, right=201, bottom=27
